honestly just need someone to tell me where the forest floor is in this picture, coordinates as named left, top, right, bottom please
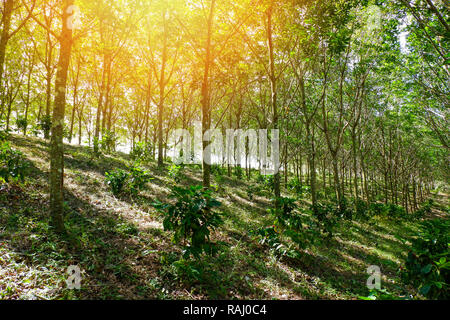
left=0, top=134, right=448, bottom=300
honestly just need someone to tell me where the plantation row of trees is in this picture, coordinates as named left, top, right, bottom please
left=0, top=0, right=448, bottom=230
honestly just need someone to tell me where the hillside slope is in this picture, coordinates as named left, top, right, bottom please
left=0, top=135, right=447, bottom=300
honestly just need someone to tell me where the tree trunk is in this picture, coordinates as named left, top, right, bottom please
left=44, top=69, right=52, bottom=139
left=352, top=130, right=359, bottom=201
left=157, top=10, right=168, bottom=167
left=201, top=0, right=215, bottom=188
left=23, top=54, right=35, bottom=136
left=306, top=125, right=317, bottom=210
left=0, top=0, right=14, bottom=92
left=267, top=4, right=281, bottom=202
left=332, top=154, right=343, bottom=206
left=49, top=0, right=74, bottom=233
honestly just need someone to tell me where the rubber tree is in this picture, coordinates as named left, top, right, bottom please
left=49, top=0, right=75, bottom=233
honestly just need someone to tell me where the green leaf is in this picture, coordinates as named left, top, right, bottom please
left=420, top=284, right=431, bottom=295
left=421, top=264, right=432, bottom=274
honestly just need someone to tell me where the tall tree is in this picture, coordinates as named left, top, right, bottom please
left=48, top=0, right=75, bottom=233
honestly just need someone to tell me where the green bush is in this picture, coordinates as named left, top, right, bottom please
left=335, top=197, right=353, bottom=220
left=15, top=117, right=28, bottom=132
left=369, top=202, right=388, bottom=216
left=30, top=125, right=40, bottom=137
left=287, top=178, right=311, bottom=197
left=0, top=142, right=29, bottom=183
left=401, top=219, right=449, bottom=299
left=266, top=197, right=317, bottom=250
left=267, top=197, right=297, bottom=225
left=158, top=252, right=225, bottom=297
left=105, top=164, right=152, bottom=196
left=388, top=203, right=407, bottom=219
left=287, top=177, right=301, bottom=193
left=100, top=130, right=117, bottom=152
left=353, top=198, right=370, bottom=220
left=39, top=115, right=52, bottom=135
left=130, top=142, right=151, bottom=162
left=414, top=199, right=434, bottom=218
left=171, top=258, right=202, bottom=282
left=128, top=164, right=152, bottom=195
left=366, top=202, right=408, bottom=219
left=214, top=173, right=225, bottom=185
left=234, top=166, right=243, bottom=179
left=254, top=226, right=288, bottom=257
left=257, top=174, right=274, bottom=192
left=154, top=185, right=223, bottom=259
left=168, top=164, right=185, bottom=183
left=211, top=164, right=225, bottom=176
left=105, top=169, right=129, bottom=195
left=255, top=197, right=323, bottom=256
left=278, top=197, right=298, bottom=216
left=366, top=202, right=407, bottom=219
left=211, top=165, right=225, bottom=185
left=311, top=202, right=340, bottom=239
left=63, top=125, right=71, bottom=140
left=0, top=130, right=10, bottom=141
left=246, top=184, right=261, bottom=200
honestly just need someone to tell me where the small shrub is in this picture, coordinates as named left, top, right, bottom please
left=353, top=198, right=370, bottom=220
left=15, top=117, right=28, bottom=132
left=171, top=259, right=202, bottom=282
left=0, top=130, right=10, bottom=141
left=130, top=142, right=150, bottom=161
left=105, top=169, right=129, bottom=195
left=214, top=173, right=225, bottom=185
left=30, top=125, right=40, bottom=137
left=265, top=197, right=318, bottom=250
left=287, top=177, right=302, bottom=193
left=246, top=184, right=261, bottom=200
left=99, top=130, right=118, bottom=153
left=335, top=197, right=353, bottom=220
left=0, top=142, right=29, bottom=183
left=414, top=199, right=434, bottom=218
left=257, top=174, right=275, bottom=192
left=105, top=164, right=152, bottom=196
left=128, top=164, right=152, bottom=195
left=401, top=219, right=449, bottom=299
left=311, top=202, right=340, bottom=239
left=168, top=164, right=185, bottom=183
left=369, top=202, right=388, bottom=216
left=211, top=165, right=225, bottom=185
left=39, top=115, right=52, bottom=135
left=368, top=202, right=409, bottom=219
left=388, top=203, right=407, bottom=219
left=255, top=199, right=321, bottom=256
left=154, top=185, right=223, bottom=259
left=254, top=226, right=288, bottom=257
left=211, top=164, right=224, bottom=176
left=288, top=178, right=312, bottom=198
left=158, top=253, right=225, bottom=297
left=234, top=166, right=243, bottom=179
